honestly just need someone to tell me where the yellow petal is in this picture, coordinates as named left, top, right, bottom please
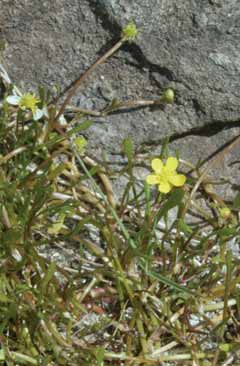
left=158, top=181, right=172, bottom=193
left=146, top=174, right=160, bottom=185
left=152, top=158, right=163, bottom=173
left=168, top=174, right=186, bottom=187
left=165, top=157, right=178, bottom=171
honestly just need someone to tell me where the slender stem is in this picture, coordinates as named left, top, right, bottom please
left=9, top=351, right=38, bottom=365
left=78, top=277, right=98, bottom=303
left=65, top=98, right=156, bottom=117
left=54, top=37, right=126, bottom=122
left=0, top=146, right=27, bottom=164
left=65, top=105, right=102, bottom=117
left=183, top=133, right=240, bottom=217
left=151, top=341, right=178, bottom=357
left=2, top=205, right=11, bottom=229
left=223, top=251, right=232, bottom=321
left=104, top=350, right=211, bottom=362
left=73, top=146, right=137, bottom=250
left=136, top=317, right=149, bottom=354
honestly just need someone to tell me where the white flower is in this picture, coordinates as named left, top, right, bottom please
left=6, top=92, right=47, bottom=121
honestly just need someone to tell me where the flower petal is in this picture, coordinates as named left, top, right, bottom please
left=168, top=174, right=186, bottom=187
left=33, top=108, right=44, bottom=121
left=6, top=95, right=21, bottom=105
left=158, top=181, right=172, bottom=193
left=166, top=157, right=178, bottom=171
left=59, top=114, right=67, bottom=125
left=41, top=105, right=49, bottom=117
left=146, top=174, right=160, bottom=185
left=151, top=158, right=163, bottom=173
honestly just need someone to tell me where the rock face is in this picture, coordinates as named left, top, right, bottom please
left=1, top=0, right=240, bottom=195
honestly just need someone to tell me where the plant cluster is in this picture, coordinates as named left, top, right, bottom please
left=0, top=22, right=240, bottom=366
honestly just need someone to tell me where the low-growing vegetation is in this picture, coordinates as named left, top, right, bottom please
left=0, top=22, right=240, bottom=366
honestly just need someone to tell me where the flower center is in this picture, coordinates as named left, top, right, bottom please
left=19, top=93, right=39, bottom=113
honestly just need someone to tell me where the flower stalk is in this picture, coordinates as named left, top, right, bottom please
left=53, top=22, right=139, bottom=124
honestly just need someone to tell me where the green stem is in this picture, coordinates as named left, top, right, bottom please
left=54, top=37, right=127, bottom=122
left=136, top=317, right=149, bottom=354
left=9, top=351, right=38, bottom=365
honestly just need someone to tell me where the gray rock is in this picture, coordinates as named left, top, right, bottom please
left=1, top=0, right=240, bottom=194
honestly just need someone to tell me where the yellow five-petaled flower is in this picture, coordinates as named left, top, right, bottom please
left=146, top=157, right=186, bottom=194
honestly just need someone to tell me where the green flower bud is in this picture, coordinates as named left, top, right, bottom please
left=162, top=89, right=175, bottom=104
left=121, top=21, right=138, bottom=41
left=74, top=136, right=87, bottom=155
left=219, top=207, right=231, bottom=220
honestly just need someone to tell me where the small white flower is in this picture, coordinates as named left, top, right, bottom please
left=6, top=92, right=47, bottom=121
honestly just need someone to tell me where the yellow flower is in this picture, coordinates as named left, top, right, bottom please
left=18, top=93, right=40, bottom=113
left=146, top=157, right=186, bottom=194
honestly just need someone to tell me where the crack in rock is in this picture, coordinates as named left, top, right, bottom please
left=1, top=0, right=240, bottom=192
left=142, top=118, right=240, bottom=147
